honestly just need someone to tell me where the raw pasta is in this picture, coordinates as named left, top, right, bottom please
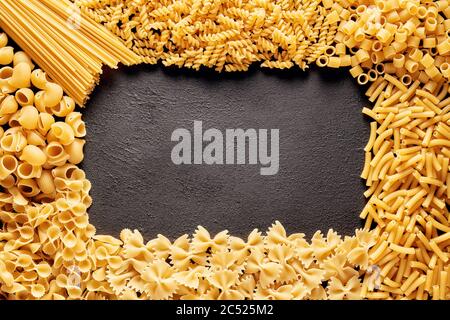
left=74, top=0, right=341, bottom=72
left=0, top=0, right=140, bottom=106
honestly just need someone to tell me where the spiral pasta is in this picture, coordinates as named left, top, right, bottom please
left=0, top=0, right=449, bottom=300
left=75, top=0, right=341, bottom=72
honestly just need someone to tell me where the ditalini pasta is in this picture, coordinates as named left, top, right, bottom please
left=0, top=0, right=450, bottom=300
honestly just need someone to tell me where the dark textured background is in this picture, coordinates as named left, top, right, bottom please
left=81, top=65, right=370, bottom=240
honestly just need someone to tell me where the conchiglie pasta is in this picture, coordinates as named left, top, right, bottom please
left=49, top=122, right=74, bottom=146
left=45, top=141, right=70, bottom=166
left=0, top=46, right=14, bottom=65
left=44, top=82, right=63, bottom=108
left=8, top=62, right=31, bottom=89
left=30, top=69, right=47, bottom=90
left=36, top=170, right=55, bottom=195
left=18, top=106, right=39, bottom=130
left=20, top=145, right=47, bottom=166
left=15, top=88, right=34, bottom=106
left=51, top=96, right=75, bottom=117
left=64, top=139, right=85, bottom=165
left=65, top=112, right=85, bottom=138
left=0, top=95, right=18, bottom=115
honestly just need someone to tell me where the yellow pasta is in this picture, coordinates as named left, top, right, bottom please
left=36, top=169, right=55, bottom=195
left=0, top=0, right=140, bottom=106
left=49, top=122, right=75, bottom=146
left=15, top=88, right=34, bottom=106
left=18, top=106, right=38, bottom=130
left=0, top=95, right=18, bottom=114
left=20, top=145, right=47, bottom=166
left=30, top=69, right=47, bottom=90
left=64, top=139, right=85, bottom=165
left=0, top=46, right=14, bottom=65
left=9, top=62, right=31, bottom=88
left=44, top=82, right=64, bottom=108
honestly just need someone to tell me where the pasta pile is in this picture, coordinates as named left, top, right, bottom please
left=0, top=0, right=140, bottom=106
left=330, top=0, right=450, bottom=300
left=0, top=32, right=375, bottom=299
left=74, top=0, right=340, bottom=71
left=1, top=0, right=450, bottom=300
left=78, top=0, right=450, bottom=299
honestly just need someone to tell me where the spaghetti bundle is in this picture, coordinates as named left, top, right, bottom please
left=0, top=0, right=140, bottom=106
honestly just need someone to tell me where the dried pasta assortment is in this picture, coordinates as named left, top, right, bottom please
left=0, top=0, right=449, bottom=300
left=0, top=34, right=376, bottom=299
left=0, top=0, right=140, bottom=106
left=334, top=0, right=450, bottom=300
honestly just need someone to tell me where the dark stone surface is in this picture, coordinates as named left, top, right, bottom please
left=81, top=65, right=370, bottom=240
